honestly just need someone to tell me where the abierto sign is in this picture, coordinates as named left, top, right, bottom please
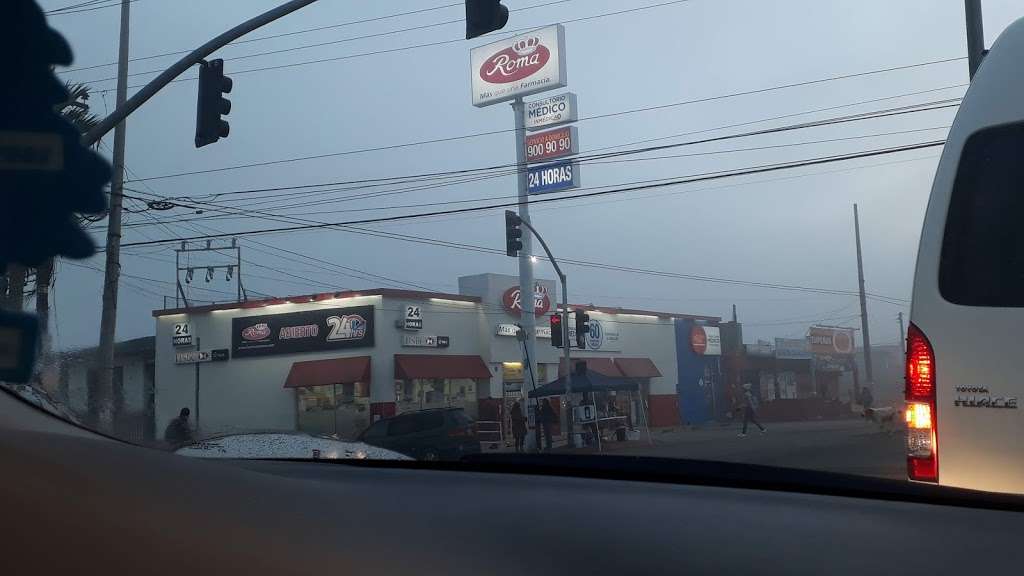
left=470, top=25, right=567, bottom=107
left=525, top=92, right=578, bottom=131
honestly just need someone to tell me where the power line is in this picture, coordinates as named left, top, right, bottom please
left=127, top=71, right=962, bottom=184
left=47, top=0, right=139, bottom=16
left=69, top=0, right=574, bottom=78
left=118, top=140, right=943, bottom=254
left=126, top=124, right=949, bottom=228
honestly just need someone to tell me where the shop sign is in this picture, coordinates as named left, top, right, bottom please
left=808, top=326, right=855, bottom=355
left=232, top=305, right=374, bottom=358
left=470, top=24, right=567, bottom=108
left=690, top=325, right=721, bottom=356
left=402, top=334, right=450, bottom=348
left=568, top=318, right=621, bottom=351
left=501, top=284, right=551, bottom=317
left=775, top=338, right=811, bottom=360
left=527, top=160, right=579, bottom=195
left=525, top=92, right=578, bottom=131
left=525, top=125, right=578, bottom=164
left=175, top=349, right=227, bottom=364
left=172, top=322, right=193, bottom=346
left=496, top=324, right=552, bottom=338
left=746, top=341, right=774, bottom=357
left=402, top=304, right=423, bottom=330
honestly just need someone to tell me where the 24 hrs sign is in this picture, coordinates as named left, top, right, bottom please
left=172, top=322, right=193, bottom=346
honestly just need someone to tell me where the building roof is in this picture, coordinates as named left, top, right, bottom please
left=152, top=288, right=481, bottom=317
left=561, top=304, right=720, bottom=323
left=64, top=336, right=155, bottom=361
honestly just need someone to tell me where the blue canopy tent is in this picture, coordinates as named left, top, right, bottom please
left=527, top=370, right=639, bottom=398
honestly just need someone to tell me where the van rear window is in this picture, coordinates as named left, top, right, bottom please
left=939, top=123, right=1024, bottom=306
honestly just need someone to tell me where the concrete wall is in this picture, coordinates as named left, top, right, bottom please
left=65, top=356, right=148, bottom=415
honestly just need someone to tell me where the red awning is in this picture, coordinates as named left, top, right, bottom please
left=284, top=356, right=371, bottom=388
left=394, top=354, right=491, bottom=380
left=558, top=357, right=621, bottom=377
left=615, top=357, right=662, bottom=378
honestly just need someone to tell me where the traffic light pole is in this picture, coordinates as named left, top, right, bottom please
left=81, top=0, right=320, bottom=147
left=516, top=218, right=575, bottom=448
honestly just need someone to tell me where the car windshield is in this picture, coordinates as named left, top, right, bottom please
left=5, top=1, right=1022, bottom=486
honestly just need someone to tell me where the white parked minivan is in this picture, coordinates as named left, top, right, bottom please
left=909, top=17, right=1024, bottom=493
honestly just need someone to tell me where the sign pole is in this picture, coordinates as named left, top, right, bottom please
left=194, top=336, right=201, bottom=436
left=512, top=97, right=539, bottom=450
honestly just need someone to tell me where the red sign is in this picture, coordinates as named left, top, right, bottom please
left=809, top=326, right=855, bottom=355
left=241, top=323, right=271, bottom=341
left=525, top=126, right=578, bottom=163
left=479, top=37, right=551, bottom=84
left=690, top=326, right=708, bottom=355
left=501, top=285, right=551, bottom=317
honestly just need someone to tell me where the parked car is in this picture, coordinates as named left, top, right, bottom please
left=357, top=408, right=481, bottom=461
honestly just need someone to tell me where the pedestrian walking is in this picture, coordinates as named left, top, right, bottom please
left=539, top=398, right=556, bottom=451
left=739, top=383, right=766, bottom=437
left=510, top=401, right=527, bottom=453
left=164, top=407, right=194, bottom=447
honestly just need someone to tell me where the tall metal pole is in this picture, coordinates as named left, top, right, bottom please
left=94, top=0, right=131, bottom=430
left=517, top=218, right=573, bottom=448
left=511, top=98, right=538, bottom=440
left=194, top=336, right=201, bottom=437
left=897, top=311, right=906, bottom=354
left=853, top=204, right=874, bottom=392
left=965, top=0, right=985, bottom=79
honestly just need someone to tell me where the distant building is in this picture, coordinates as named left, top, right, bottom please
left=59, top=336, right=156, bottom=442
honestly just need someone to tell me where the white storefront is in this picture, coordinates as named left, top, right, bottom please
left=154, top=274, right=715, bottom=439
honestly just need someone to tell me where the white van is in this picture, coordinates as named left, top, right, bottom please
left=908, top=17, right=1024, bottom=493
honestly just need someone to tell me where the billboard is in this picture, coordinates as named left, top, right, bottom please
left=527, top=160, right=579, bottom=195
left=808, top=326, right=855, bottom=356
left=690, top=325, right=722, bottom=356
left=470, top=25, right=567, bottom=107
left=232, top=306, right=375, bottom=358
left=525, top=125, right=578, bottom=163
left=525, top=92, right=578, bottom=131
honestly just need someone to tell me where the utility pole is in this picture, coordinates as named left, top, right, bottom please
left=511, top=97, right=539, bottom=448
left=965, top=0, right=985, bottom=79
left=94, top=0, right=132, bottom=430
left=897, top=311, right=906, bottom=354
left=853, top=204, right=874, bottom=392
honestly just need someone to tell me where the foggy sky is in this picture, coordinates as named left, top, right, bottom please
left=40, top=0, right=1024, bottom=351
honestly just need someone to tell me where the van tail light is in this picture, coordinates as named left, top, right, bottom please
left=905, top=323, right=937, bottom=483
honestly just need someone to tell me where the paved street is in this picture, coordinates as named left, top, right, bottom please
left=578, top=419, right=907, bottom=480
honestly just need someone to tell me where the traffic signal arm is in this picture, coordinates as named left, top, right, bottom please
left=465, top=0, right=509, bottom=39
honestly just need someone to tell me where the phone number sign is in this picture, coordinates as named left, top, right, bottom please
left=525, top=125, right=578, bottom=163
left=527, top=160, right=579, bottom=195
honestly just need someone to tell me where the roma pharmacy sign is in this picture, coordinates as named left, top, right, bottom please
left=501, top=284, right=552, bottom=317
left=470, top=25, right=567, bottom=107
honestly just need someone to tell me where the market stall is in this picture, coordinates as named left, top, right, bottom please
left=529, top=369, right=652, bottom=450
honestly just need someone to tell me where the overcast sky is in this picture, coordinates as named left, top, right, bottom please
left=41, top=0, right=1023, bottom=351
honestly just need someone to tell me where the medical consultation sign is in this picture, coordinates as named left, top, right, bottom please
left=525, top=92, right=578, bottom=131
left=470, top=25, right=567, bottom=107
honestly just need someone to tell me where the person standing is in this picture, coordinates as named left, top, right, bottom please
left=539, top=398, right=556, bottom=451
left=739, top=383, right=766, bottom=437
left=164, top=407, right=194, bottom=447
left=510, top=401, right=527, bottom=453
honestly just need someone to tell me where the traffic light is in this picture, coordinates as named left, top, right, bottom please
left=575, top=310, right=590, bottom=349
left=504, top=210, right=522, bottom=257
left=195, top=59, right=232, bottom=148
left=465, top=0, right=509, bottom=39
left=550, top=314, right=563, bottom=348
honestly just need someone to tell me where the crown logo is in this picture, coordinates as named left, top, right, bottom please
left=512, top=36, right=540, bottom=56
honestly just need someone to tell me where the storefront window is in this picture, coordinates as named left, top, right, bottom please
left=296, top=382, right=370, bottom=440
left=395, top=378, right=479, bottom=418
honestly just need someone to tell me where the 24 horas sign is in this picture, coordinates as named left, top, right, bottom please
left=232, top=306, right=375, bottom=358
left=470, top=25, right=567, bottom=107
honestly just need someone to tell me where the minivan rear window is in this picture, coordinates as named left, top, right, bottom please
left=939, top=122, right=1024, bottom=306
